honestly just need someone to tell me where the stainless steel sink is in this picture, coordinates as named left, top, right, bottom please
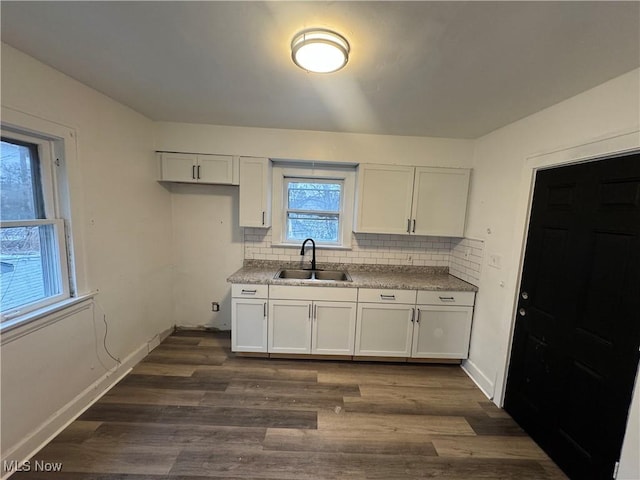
left=275, top=269, right=352, bottom=282
left=275, top=269, right=313, bottom=279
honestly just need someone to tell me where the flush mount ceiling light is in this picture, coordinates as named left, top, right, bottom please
left=291, top=28, right=350, bottom=73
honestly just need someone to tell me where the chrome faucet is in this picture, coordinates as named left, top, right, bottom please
left=300, top=238, right=316, bottom=271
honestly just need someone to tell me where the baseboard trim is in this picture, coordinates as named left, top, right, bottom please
left=1, top=338, right=152, bottom=479
left=461, top=358, right=495, bottom=400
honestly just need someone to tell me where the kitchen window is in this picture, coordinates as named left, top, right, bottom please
left=0, top=132, right=70, bottom=321
left=272, top=164, right=355, bottom=248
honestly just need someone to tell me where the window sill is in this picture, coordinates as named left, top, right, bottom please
left=271, top=243, right=352, bottom=251
left=0, top=292, right=98, bottom=340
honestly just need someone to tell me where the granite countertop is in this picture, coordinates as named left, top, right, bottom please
left=227, top=260, right=478, bottom=292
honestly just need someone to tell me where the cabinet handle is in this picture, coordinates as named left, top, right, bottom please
left=314, top=304, right=317, bottom=319
left=197, top=165, right=201, bottom=179
left=262, top=211, right=265, bottom=225
left=439, top=296, right=455, bottom=302
left=416, top=308, right=421, bottom=324
left=380, top=294, right=396, bottom=300
left=411, top=308, right=415, bottom=323
left=192, top=165, right=196, bottom=180
left=407, top=219, right=411, bottom=233
left=241, top=289, right=257, bottom=295
left=263, top=302, right=267, bottom=318
left=308, top=303, right=312, bottom=319
left=412, top=219, right=416, bottom=233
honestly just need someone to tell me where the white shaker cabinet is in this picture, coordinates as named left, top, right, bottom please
left=231, top=284, right=268, bottom=352
left=268, top=300, right=312, bottom=354
left=312, top=301, right=356, bottom=355
left=354, top=164, right=415, bottom=234
left=354, top=289, right=417, bottom=357
left=268, top=286, right=357, bottom=355
left=239, top=156, right=272, bottom=228
left=354, top=164, right=470, bottom=237
left=411, top=167, right=470, bottom=237
left=412, top=291, right=475, bottom=359
left=159, top=152, right=239, bottom=185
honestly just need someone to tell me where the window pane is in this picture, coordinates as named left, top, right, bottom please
left=0, top=139, right=44, bottom=220
left=286, top=212, right=339, bottom=242
left=1, top=225, right=62, bottom=313
left=288, top=182, right=341, bottom=212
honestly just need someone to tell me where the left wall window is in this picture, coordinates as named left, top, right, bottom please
left=1, top=133, right=70, bottom=320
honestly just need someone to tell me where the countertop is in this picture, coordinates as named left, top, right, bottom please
left=227, top=260, right=478, bottom=292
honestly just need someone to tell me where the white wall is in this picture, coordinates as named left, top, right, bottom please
left=464, top=68, right=640, bottom=476
left=157, top=122, right=474, bottom=329
left=0, top=43, right=174, bottom=465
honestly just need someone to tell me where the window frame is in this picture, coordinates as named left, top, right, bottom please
left=1, top=130, right=71, bottom=321
left=271, top=164, right=355, bottom=248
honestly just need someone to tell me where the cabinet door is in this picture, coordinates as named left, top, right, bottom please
left=196, top=154, right=236, bottom=184
left=312, top=301, right=356, bottom=355
left=160, top=153, right=197, bottom=183
left=231, top=298, right=268, bottom=352
left=355, top=303, right=414, bottom=356
left=411, top=167, right=470, bottom=237
left=268, top=300, right=311, bottom=354
left=411, top=305, right=473, bottom=359
left=355, top=164, right=415, bottom=234
left=239, top=157, right=272, bottom=227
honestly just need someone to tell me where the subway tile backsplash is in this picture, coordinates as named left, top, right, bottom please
left=243, top=228, right=483, bottom=286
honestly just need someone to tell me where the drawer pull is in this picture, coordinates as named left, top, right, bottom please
left=241, top=289, right=257, bottom=295
left=380, top=294, right=396, bottom=300
left=439, top=296, right=455, bottom=302
left=416, top=308, right=421, bottom=324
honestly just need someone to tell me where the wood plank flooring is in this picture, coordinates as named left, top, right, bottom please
left=12, top=330, right=567, bottom=479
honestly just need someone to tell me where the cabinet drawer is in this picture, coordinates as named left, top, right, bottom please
left=416, top=290, right=475, bottom=306
left=269, top=285, right=357, bottom=302
left=357, top=288, right=417, bottom=304
left=232, top=284, right=269, bottom=299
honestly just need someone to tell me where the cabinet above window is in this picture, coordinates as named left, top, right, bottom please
left=157, top=152, right=239, bottom=185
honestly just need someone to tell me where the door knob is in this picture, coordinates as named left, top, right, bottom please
left=518, top=308, right=526, bottom=316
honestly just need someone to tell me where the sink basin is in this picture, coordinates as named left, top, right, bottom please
left=313, top=270, right=351, bottom=281
left=275, top=269, right=352, bottom=282
left=275, top=269, right=313, bottom=279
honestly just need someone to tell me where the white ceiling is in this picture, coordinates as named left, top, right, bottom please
left=1, top=1, right=639, bottom=139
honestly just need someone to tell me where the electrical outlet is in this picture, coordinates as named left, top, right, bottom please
left=489, top=254, right=502, bottom=269
left=211, top=302, right=220, bottom=312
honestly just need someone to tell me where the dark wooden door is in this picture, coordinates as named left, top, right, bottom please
left=505, top=153, right=640, bottom=480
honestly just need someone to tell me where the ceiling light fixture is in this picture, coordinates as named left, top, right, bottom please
left=291, top=28, right=350, bottom=73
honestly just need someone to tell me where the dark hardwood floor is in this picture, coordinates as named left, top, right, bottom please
left=13, top=330, right=567, bottom=479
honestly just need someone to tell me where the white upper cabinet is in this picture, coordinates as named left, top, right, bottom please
left=354, top=164, right=470, bottom=237
left=354, top=164, right=415, bottom=234
left=239, top=157, right=272, bottom=228
left=411, top=167, right=470, bottom=237
left=158, top=152, right=239, bottom=185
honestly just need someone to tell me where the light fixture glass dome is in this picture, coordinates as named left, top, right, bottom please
left=291, top=29, right=350, bottom=73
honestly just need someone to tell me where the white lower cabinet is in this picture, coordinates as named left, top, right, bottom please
left=231, top=284, right=268, bottom=352
left=231, top=283, right=475, bottom=360
left=268, top=299, right=357, bottom=355
left=312, top=301, right=356, bottom=355
left=411, top=305, right=473, bottom=358
left=267, top=286, right=358, bottom=355
left=268, top=300, right=312, bottom=354
left=355, top=303, right=414, bottom=356
left=412, top=290, right=476, bottom=359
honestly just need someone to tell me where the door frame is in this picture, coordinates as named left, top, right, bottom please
left=495, top=129, right=640, bottom=475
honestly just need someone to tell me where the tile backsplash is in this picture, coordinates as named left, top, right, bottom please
left=243, top=228, right=484, bottom=286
